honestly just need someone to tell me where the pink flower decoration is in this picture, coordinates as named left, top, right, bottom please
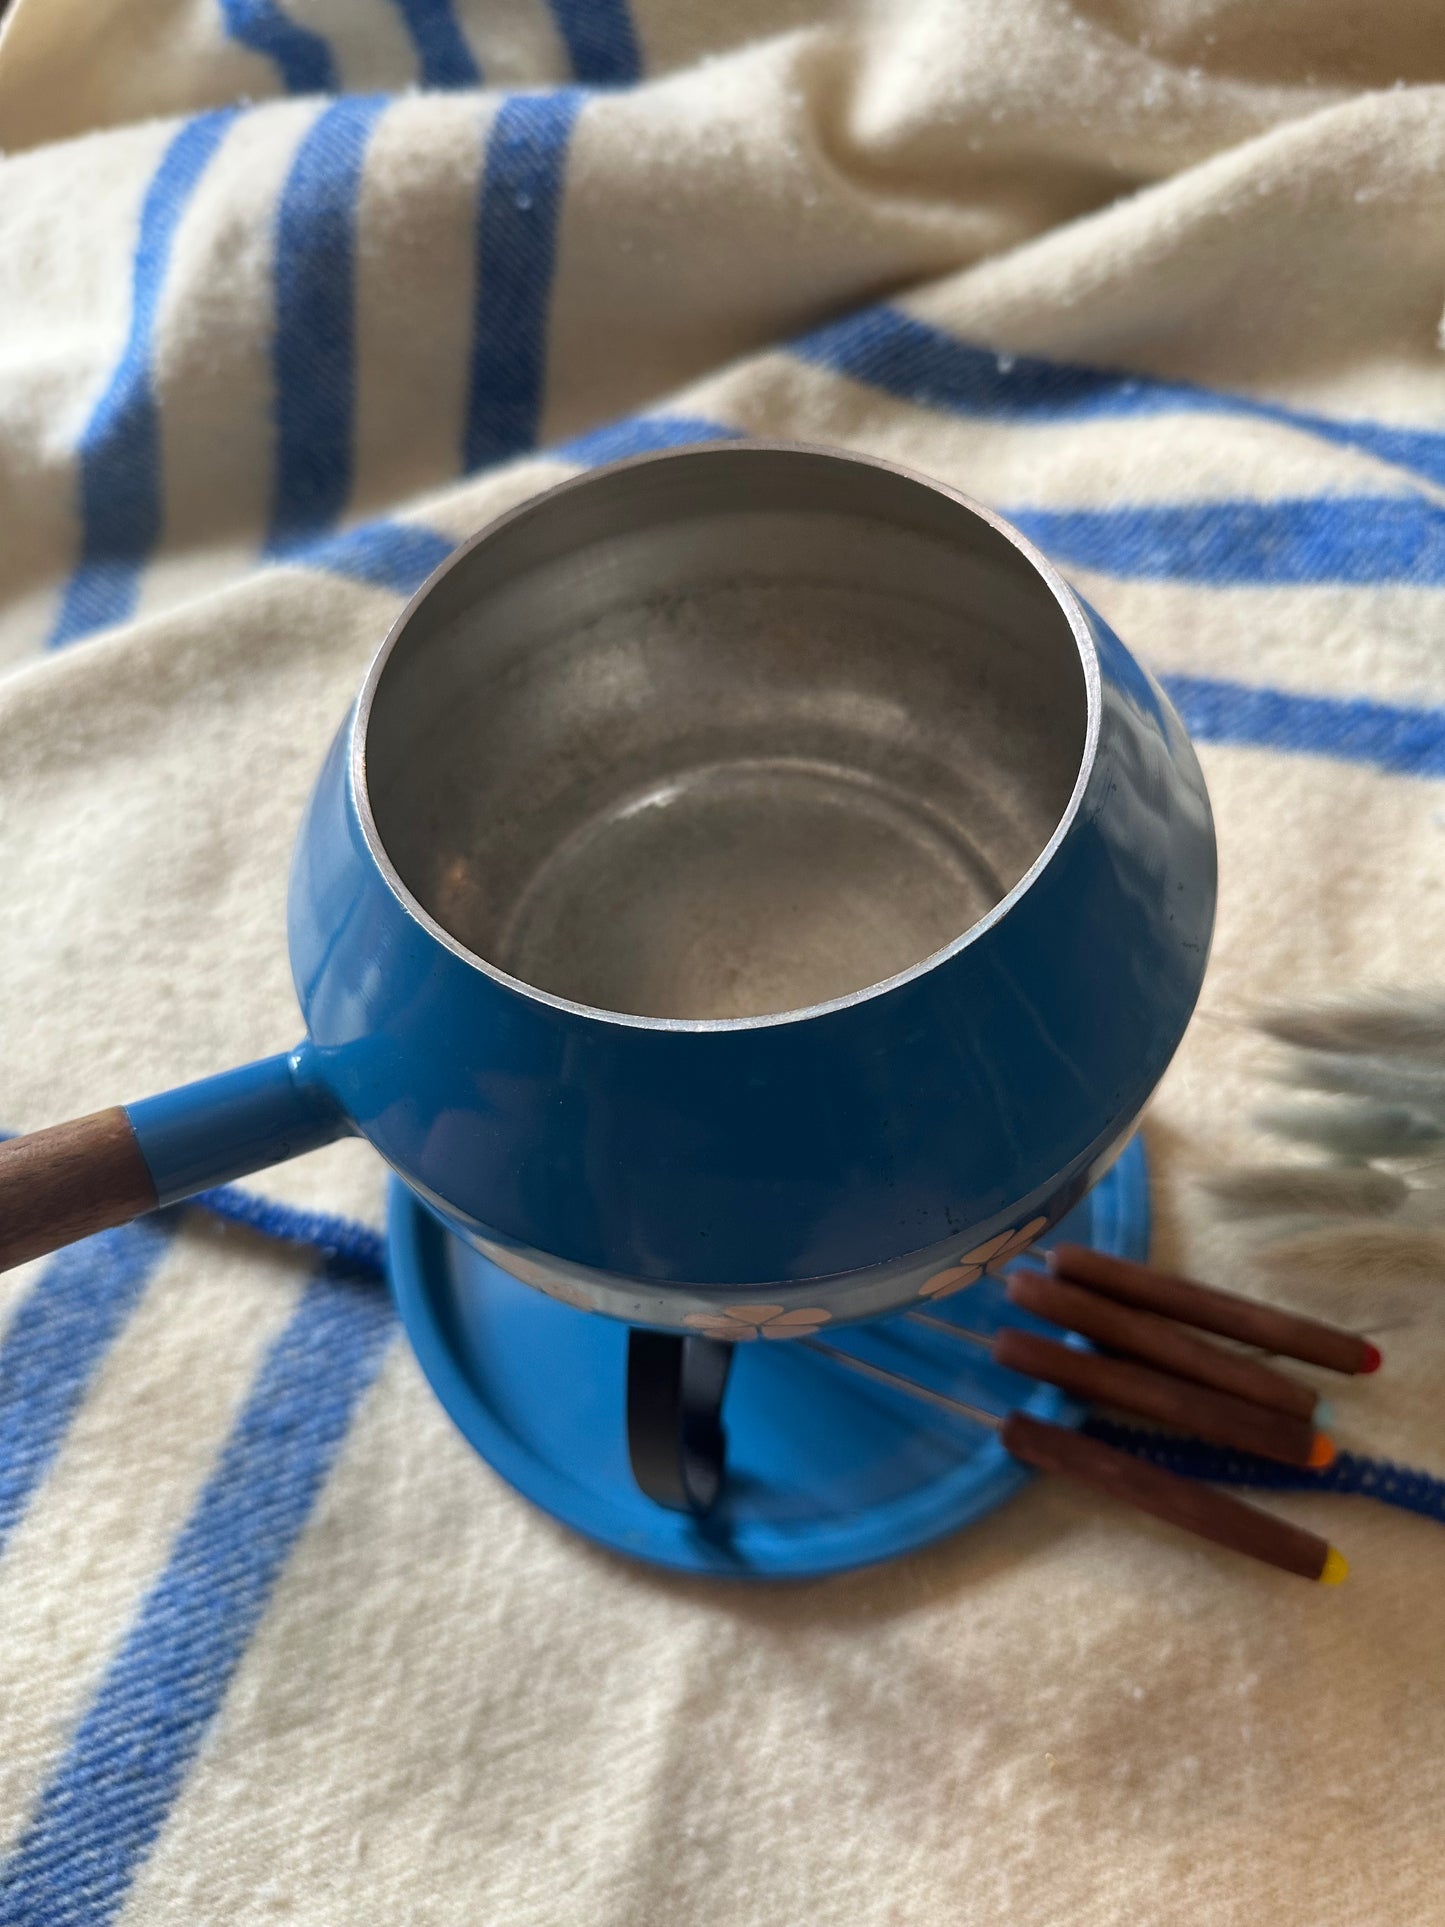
left=682, top=1303, right=832, bottom=1342
left=918, top=1216, right=1050, bottom=1300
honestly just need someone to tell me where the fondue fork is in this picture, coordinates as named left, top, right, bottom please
left=1047, top=1244, right=1381, bottom=1376
left=903, top=1309, right=1333, bottom=1469
left=1000, top=1265, right=1321, bottom=1420
left=799, top=1339, right=1347, bottom=1584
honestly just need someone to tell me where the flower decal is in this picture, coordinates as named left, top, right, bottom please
left=918, top=1216, right=1050, bottom=1300
left=682, top=1303, right=832, bottom=1343
left=487, top=1244, right=594, bottom=1311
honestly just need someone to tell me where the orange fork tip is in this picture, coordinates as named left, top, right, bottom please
left=1308, top=1432, right=1337, bottom=1471
left=1319, top=1547, right=1349, bottom=1586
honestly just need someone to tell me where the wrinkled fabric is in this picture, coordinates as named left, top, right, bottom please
left=1, top=3, right=1443, bottom=1921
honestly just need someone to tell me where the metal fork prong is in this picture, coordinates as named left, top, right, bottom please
left=904, top=1309, right=991, bottom=1348
left=799, top=1338, right=1004, bottom=1429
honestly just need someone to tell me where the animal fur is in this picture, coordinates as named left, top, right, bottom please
left=1200, top=991, right=1445, bottom=1311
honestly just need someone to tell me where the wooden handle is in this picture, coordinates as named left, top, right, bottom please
left=1007, top=1268, right=1319, bottom=1421
left=1000, top=1412, right=1335, bottom=1581
left=992, top=1327, right=1323, bottom=1467
left=0, top=1109, right=159, bottom=1273
left=1051, top=1243, right=1375, bottom=1375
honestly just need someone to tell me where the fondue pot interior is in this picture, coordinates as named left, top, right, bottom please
left=362, top=450, right=1089, bottom=1025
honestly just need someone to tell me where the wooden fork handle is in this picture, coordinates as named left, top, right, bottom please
left=0, top=1109, right=158, bottom=1272
left=1002, top=1412, right=1333, bottom=1580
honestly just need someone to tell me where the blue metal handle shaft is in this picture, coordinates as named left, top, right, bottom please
left=126, top=1043, right=349, bottom=1206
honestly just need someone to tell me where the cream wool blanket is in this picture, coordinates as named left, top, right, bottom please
left=1, top=2, right=1444, bottom=1921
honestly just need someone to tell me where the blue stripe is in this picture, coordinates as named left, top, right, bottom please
left=1161, top=673, right=1445, bottom=778
left=391, top=0, right=482, bottom=86
left=463, top=91, right=583, bottom=474
left=267, top=96, right=388, bottom=550
left=193, top=1188, right=387, bottom=1276
left=1014, top=496, right=1445, bottom=587
left=305, top=487, right=1445, bottom=604
left=0, top=1266, right=395, bottom=1927
left=0, top=1221, right=175, bottom=1557
left=291, top=519, right=456, bottom=593
left=293, top=394, right=1445, bottom=780
left=48, top=113, right=235, bottom=650
left=793, top=305, right=1445, bottom=493
left=300, top=523, right=1445, bottom=780
left=1086, top=1420, right=1445, bottom=1526
left=555, top=414, right=739, bottom=465
left=546, top=0, right=641, bottom=84
left=218, top=0, right=336, bottom=93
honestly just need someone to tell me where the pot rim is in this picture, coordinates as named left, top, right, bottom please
left=351, top=439, right=1103, bottom=1035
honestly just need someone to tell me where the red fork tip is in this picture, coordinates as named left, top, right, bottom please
left=1360, top=1341, right=1383, bottom=1375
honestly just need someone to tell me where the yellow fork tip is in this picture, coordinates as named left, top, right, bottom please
left=1319, top=1547, right=1349, bottom=1586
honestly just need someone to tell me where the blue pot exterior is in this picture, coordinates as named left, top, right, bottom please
left=287, top=590, right=1215, bottom=1334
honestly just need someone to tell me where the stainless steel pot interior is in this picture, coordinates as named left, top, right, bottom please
left=361, top=446, right=1089, bottom=1024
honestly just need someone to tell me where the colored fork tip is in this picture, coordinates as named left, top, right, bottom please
left=1319, top=1547, right=1349, bottom=1586
left=1308, top=1433, right=1336, bottom=1470
left=1360, top=1341, right=1383, bottom=1374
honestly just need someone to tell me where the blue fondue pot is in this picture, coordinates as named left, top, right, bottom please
left=0, top=444, right=1215, bottom=1350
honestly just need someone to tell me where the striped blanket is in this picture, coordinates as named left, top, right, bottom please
left=2, top=4, right=1443, bottom=1922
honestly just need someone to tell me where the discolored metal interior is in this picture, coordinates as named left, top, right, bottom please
left=361, top=446, right=1091, bottom=1024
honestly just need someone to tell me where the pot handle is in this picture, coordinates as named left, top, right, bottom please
left=0, top=1045, right=348, bottom=1274
left=626, top=1328, right=734, bottom=1515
